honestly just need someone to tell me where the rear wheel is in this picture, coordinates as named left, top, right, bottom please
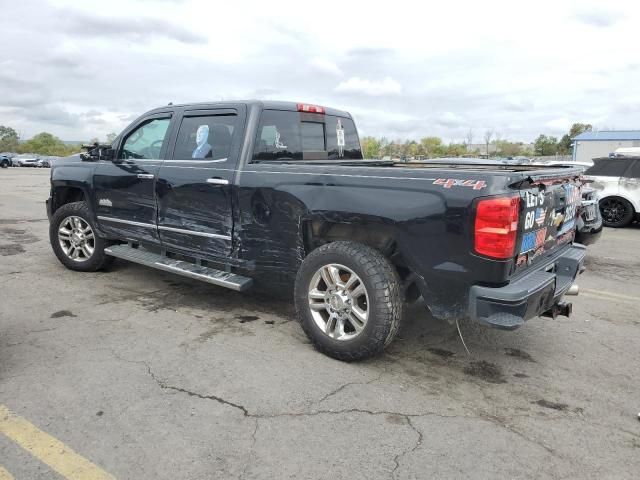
left=0, top=159, right=8, bottom=168
left=49, top=201, right=113, bottom=271
left=294, top=241, right=403, bottom=361
left=600, top=196, right=634, bottom=228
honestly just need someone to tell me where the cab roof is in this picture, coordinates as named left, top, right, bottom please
left=146, top=100, right=352, bottom=118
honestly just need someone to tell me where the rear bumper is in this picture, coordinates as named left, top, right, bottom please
left=468, top=244, right=587, bottom=329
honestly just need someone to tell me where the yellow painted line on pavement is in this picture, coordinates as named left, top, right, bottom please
left=0, top=466, right=15, bottom=480
left=581, top=288, right=638, bottom=303
left=0, top=405, right=114, bottom=480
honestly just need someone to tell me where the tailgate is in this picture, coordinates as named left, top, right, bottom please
left=514, top=175, right=582, bottom=272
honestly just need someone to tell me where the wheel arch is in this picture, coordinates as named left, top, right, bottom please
left=50, top=181, right=93, bottom=216
left=301, top=218, right=421, bottom=301
left=599, top=194, right=637, bottom=214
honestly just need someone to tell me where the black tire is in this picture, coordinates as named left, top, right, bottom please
left=49, top=201, right=113, bottom=272
left=294, top=241, right=403, bottom=361
left=599, top=196, right=634, bottom=228
left=0, top=160, right=8, bottom=168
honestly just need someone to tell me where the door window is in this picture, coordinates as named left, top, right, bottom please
left=173, top=115, right=237, bottom=160
left=252, top=110, right=363, bottom=162
left=119, top=118, right=171, bottom=160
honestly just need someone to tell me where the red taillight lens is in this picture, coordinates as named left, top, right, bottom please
left=474, top=196, right=520, bottom=259
left=297, top=103, right=325, bottom=114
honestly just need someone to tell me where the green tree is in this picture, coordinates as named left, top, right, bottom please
left=569, top=123, right=592, bottom=138
left=558, top=134, right=572, bottom=155
left=420, top=137, right=444, bottom=157
left=534, top=135, right=559, bottom=156
left=0, top=126, right=20, bottom=152
left=496, top=140, right=526, bottom=157
left=18, top=132, right=80, bottom=156
left=558, top=123, right=593, bottom=154
left=361, top=136, right=381, bottom=158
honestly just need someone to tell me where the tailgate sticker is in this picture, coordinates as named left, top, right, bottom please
left=520, top=227, right=547, bottom=254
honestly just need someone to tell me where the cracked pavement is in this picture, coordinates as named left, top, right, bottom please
left=1, top=168, right=639, bottom=479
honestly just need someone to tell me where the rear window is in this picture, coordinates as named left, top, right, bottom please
left=584, top=158, right=631, bottom=177
left=252, top=110, right=362, bottom=162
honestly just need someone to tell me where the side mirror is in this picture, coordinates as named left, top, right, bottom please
left=80, top=143, right=115, bottom=161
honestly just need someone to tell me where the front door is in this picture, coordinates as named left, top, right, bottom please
left=93, top=114, right=172, bottom=243
left=156, top=107, right=244, bottom=259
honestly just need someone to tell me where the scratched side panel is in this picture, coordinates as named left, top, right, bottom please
left=235, top=164, right=514, bottom=296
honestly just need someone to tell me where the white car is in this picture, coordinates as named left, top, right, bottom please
left=584, top=157, right=640, bottom=228
left=12, top=154, right=41, bottom=167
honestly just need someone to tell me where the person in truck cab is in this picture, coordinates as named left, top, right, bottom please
left=47, top=101, right=586, bottom=361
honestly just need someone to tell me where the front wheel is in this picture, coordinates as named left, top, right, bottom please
left=600, top=196, right=634, bottom=228
left=294, top=241, right=403, bottom=361
left=49, top=201, right=113, bottom=271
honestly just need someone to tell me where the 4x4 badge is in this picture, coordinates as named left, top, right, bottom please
left=433, top=178, right=487, bottom=190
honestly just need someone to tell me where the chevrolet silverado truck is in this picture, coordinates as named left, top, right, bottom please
left=47, top=101, right=586, bottom=360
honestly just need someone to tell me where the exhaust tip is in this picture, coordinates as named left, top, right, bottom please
left=565, top=285, right=579, bottom=296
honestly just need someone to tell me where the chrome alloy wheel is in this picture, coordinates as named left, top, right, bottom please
left=58, top=216, right=95, bottom=262
left=308, top=263, right=369, bottom=341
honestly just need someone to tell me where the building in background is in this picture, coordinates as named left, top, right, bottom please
left=573, top=131, right=640, bottom=162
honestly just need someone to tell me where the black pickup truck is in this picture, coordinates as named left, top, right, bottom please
left=47, top=101, right=586, bottom=360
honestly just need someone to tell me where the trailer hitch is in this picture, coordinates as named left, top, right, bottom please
left=542, top=301, right=573, bottom=319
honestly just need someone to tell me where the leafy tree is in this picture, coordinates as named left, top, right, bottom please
left=534, top=134, right=559, bottom=156
left=361, top=136, right=381, bottom=158
left=420, top=137, right=444, bottom=157
left=0, top=126, right=20, bottom=152
left=496, top=140, right=526, bottom=157
left=558, top=134, right=572, bottom=155
left=18, top=132, right=80, bottom=156
left=558, top=123, right=592, bottom=155
left=569, top=123, right=592, bottom=138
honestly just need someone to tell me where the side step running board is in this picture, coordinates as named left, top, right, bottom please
left=104, top=244, right=253, bottom=292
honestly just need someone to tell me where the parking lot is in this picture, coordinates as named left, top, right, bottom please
left=1, top=167, right=638, bottom=479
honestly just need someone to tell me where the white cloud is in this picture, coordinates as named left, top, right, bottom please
left=1, top=0, right=639, bottom=142
left=437, top=112, right=464, bottom=128
left=545, top=117, right=573, bottom=133
left=335, top=77, right=402, bottom=96
left=308, top=58, right=342, bottom=76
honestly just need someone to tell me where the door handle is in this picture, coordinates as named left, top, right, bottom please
left=206, top=178, right=229, bottom=185
left=137, top=174, right=155, bottom=179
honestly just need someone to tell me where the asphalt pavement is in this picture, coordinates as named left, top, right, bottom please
left=1, top=168, right=639, bottom=479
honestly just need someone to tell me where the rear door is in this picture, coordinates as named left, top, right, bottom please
left=156, top=106, right=245, bottom=260
left=93, top=112, right=173, bottom=243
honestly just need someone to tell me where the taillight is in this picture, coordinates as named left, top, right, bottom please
left=297, top=103, right=325, bottom=114
left=474, top=196, right=520, bottom=259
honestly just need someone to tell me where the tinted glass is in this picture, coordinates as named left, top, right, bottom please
left=584, top=158, right=630, bottom=177
left=625, top=159, right=640, bottom=179
left=252, top=110, right=363, bottom=161
left=253, top=110, right=302, bottom=161
left=326, top=116, right=362, bottom=160
left=173, top=114, right=237, bottom=160
left=119, top=118, right=170, bottom=160
left=301, top=122, right=325, bottom=151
